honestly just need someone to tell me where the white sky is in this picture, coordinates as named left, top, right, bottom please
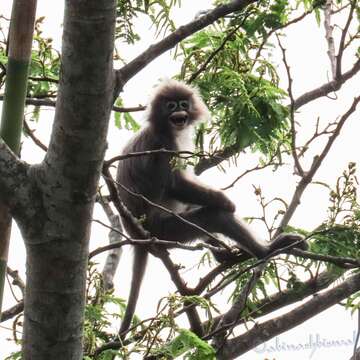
left=1, top=1, right=360, bottom=359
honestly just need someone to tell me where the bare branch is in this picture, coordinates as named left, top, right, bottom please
left=97, top=196, right=123, bottom=291
left=6, top=266, right=25, bottom=297
left=221, top=153, right=279, bottom=190
left=105, top=149, right=210, bottom=167
left=0, top=300, right=23, bottom=323
left=90, top=219, right=226, bottom=257
left=290, top=247, right=360, bottom=268
left=23, top=120, right=48, bottom=152
left=277, top=35, right=303, bottom=176
left=153, top=249, right=203, bottom=336
left=324, top=0, right=337, bottom=78
left=350, top=348, right=360, bottom=360
left=293, top=58, right=360, bottom=110
left=0, top=95, right=146, bottom=114
left=276, top=96, right=360, bottom=234
left=336, top=0, right=356, bottom=79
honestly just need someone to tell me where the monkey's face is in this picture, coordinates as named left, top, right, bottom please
left=147, top=80, right=210, bottom=132
left=163, top=99, right=191, bottom=130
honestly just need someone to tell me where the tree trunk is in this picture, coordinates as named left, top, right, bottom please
left=20, top=1, right=116, bottom=358
left=0, top=0, right=37, bottom=315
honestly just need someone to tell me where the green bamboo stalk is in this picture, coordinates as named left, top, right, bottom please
left=0, top=0, right=37, bottom=316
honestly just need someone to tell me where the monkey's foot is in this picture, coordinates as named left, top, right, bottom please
left=273, top=233, right=308, bottom=252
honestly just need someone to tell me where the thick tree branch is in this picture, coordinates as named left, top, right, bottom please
left=203, top=270, right=341, bottom=332
left=115, top=0, right=257, bottom=94
left=0, top=139, right=31, bottom=207
left=194, top=144, right=240, bottom=176
left=0, top=300, right=23, bottom=323
left=293, top=58, right=360, bottom=110
left=216, top=271, right=360, bottom=359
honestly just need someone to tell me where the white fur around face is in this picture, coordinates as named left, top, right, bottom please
left=175, top=125, right=197, bottom=181
left=175, top=126, right=196, bottom=153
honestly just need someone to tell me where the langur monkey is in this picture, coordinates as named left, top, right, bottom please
left=116, top=79, right=305, bottom=337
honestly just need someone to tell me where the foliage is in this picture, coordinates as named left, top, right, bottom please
left=181, top=17, right=291, bottom=159
left=83, top=281, right=220, bottom=358
left=115, top=0, right=181, bottom=44
left=155, top=329, right=216, bottom=360
left=113, top=98, right=140, bottom=131
left=28, top=17, right=60, bottom=98
left=311, top=163, right=360, bottom=261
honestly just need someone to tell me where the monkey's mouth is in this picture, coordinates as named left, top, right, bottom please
left=169, top=112, right=188, bottom=129
left=170, top=117, right=187, bottom=128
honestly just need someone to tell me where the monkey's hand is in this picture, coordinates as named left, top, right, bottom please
left=207, top=190, right=236, bottom=212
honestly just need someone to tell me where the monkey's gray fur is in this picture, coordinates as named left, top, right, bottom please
left=116, top=79, right=306, bottom=337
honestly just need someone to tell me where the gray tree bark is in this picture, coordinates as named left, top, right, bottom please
left=0, top=1, right=116, bottom=359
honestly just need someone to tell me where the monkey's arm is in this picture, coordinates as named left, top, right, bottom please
left=169, top=173, right=235, bottom=212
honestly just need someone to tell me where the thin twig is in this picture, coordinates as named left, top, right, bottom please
left=23, top=120, right=48, bottom=152
left=277, top=34, right=303, bottom=176
left=336, top=0, right=356, bottom=79
left=276, top=96, right=360, bottom=235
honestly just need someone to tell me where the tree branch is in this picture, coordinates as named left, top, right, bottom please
left=0, top=95, right=146, bottom=114
left=336, top=0, right=356, bottom=79
left=324, top=0, right=337, bottom=78
left=0, top=300, right=23, bottom=323
left=203, top=270, right=342, bottom=332
left=0, top=139, right=30, bottom=207
left=277, top=34, right=304, bottom=176
left=97, top=196, right=123, bottom=291
left=293, top=58, right=360, bottom=110
left=153, top=249, right=204, bottom=336
left=276, top=96, right=360, bottom=234
left=115, top=0, right=257, bottom=94
left=216, top=271, right=360, bottom=359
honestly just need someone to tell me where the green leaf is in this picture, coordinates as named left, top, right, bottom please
left=157, top=329, right=216, bottom=359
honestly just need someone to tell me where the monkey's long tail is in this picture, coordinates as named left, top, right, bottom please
left=119, top=246, right=148, bottom=339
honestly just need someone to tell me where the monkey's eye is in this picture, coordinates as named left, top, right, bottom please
left=166, top=101, right=178, bottom=112
left=179, top=100, right=189, bottom=110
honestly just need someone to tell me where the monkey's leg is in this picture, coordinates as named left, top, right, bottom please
left=150, top=208, right=305, bottom=259
left=149, top=208, right=271, bottom=258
